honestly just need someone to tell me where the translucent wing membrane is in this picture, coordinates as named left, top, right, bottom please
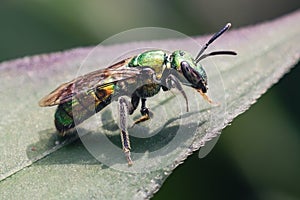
left=39, top=58, right=143, bottom=107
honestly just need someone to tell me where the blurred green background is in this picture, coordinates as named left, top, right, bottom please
left=0, top=1, right=299, bottom=199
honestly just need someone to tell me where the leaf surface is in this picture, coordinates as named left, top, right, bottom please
left=0, top=10, right=299, bottom=199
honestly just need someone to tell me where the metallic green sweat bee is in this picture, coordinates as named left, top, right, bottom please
left=39, top=23, right=236, bottom=165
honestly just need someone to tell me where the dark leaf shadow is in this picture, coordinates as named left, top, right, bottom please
left=26, top=107, right=209, bottom=167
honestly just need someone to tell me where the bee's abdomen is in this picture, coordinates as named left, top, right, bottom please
left=54, top=103, right=75, bottom=133
left=54, top=84, right=115, bottom=134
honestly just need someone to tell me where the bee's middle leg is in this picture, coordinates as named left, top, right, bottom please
left=132, top=98, right=151, bottom=126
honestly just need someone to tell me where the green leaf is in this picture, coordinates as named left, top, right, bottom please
left=0, top=10, right=299, bottom=199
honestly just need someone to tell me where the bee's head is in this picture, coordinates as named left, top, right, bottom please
left=171, top=50, right=208, bottom=93
left=170, top=23, right=237, bottom=100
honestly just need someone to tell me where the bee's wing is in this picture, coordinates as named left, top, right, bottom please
left=39, top=58, right=143, bottom=107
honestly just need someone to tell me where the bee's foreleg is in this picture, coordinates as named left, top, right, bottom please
left=162, top=74, right=189, bottom=112
left=118, top=96, right=136, bottom=165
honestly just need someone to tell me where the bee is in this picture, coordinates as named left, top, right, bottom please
left=39, top=23, right=236, bottom=165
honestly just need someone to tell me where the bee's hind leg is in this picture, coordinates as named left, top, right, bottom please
left=118, top=96, right=137, bottom=165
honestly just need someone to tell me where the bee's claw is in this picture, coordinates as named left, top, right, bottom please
left=124, top=148, right=133, bottom=166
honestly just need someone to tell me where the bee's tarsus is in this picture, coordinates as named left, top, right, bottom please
left=123, top=148, right=133, bottom=166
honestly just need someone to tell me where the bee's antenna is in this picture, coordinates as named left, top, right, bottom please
left=195, top=23, right=232, bottom=63
left=196, top=50, right=237, bottom=61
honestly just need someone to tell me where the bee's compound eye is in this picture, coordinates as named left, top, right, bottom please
left=180, top=61, right=190, bottom=71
